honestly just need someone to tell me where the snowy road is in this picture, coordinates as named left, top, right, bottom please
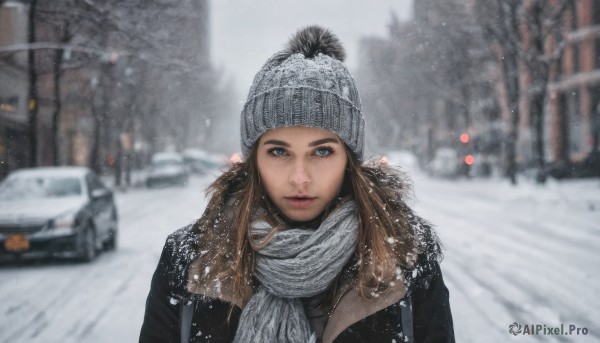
left=1, top=171, right=599, bottom=342
left=410, top=173, right=600, bottom=343
left=0, top=175, right=212, bottom=343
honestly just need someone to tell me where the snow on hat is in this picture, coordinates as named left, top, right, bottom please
left=240, top=25, right=365, bottom=161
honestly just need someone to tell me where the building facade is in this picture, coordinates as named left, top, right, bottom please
left=0, top=1, right=30, bottom=178
left=0, top=0, right=213, bottom=180
left=550, top=0, right=600, bottom=162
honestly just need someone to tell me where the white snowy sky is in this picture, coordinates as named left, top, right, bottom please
left=209, top=0, right=413, bottom=99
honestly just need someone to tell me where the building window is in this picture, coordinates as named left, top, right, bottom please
left=571, top=42, right=580, bottom=74
left=567, top=90, right=580, bottom=120
left=570, top=1, right=579, bottom=73
left=567, top=90, right=582, bottom=153
left=596, top=37, right=600, bottom=70
left=594, top=1, right=600, bottom=25
left=0, top=96, right=18, bottom=112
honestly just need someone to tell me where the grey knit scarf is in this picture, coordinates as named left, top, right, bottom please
left=233, top=200, right=359, bottom=343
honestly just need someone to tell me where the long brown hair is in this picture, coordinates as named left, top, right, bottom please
left=192, top=143, right=419, bottom=306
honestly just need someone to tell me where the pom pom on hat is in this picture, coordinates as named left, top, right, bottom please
left=283, top=25, right=346, bottom=62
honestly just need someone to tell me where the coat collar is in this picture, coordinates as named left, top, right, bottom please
left=321, top=279, right=407, bottom=342
left=186, top=260, right=407, bottom=342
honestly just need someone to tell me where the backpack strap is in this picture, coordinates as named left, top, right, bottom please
left=180, top=301, right=194, bottom=343
left=401, top=295, right=413, bottom=343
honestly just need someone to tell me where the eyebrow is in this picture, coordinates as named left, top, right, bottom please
left=262, top=139, right=290, bottom=147
left=308, top=138, right=340, bottom=147
left=262, top=137, right=340, bottom=147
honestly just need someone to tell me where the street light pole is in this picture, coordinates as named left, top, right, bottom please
left=26, top=0, right=38, bottom=167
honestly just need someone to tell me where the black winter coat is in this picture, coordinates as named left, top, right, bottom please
left=140, top=220, right=455, bottom=343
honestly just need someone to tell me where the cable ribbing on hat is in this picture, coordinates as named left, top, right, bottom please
left=241, top=87, right=364, bottom=159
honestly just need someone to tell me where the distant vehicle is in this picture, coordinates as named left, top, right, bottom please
left=0, top=167, right=118, bottom=262
left=428, top=148, right=460, bottom=178
left=384, top=150, right=420, bottom=173
left=182, top=149, right=227, bottom=174
left=146, top=152, right=189, bottom=187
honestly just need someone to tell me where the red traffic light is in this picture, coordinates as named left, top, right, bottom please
left=460, top=133, right=470, bottom=144
left=464, top=154, right=475, bottom=165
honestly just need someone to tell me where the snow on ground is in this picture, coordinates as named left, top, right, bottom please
left=408, top=171, right=600, bottom=343
left=1, top=168, right=599, bottom=343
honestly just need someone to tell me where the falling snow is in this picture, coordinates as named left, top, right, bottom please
left=0, top=170, right=599, bottom=342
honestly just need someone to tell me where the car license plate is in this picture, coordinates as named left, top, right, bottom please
left=5, top=234, right=30, bottom=252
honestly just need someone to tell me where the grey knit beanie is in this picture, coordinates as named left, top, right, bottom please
left=240, top=25, right=365, bottom=161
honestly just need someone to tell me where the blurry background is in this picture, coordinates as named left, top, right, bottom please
left=210, top=0, right=412, bottom=98
left=1, top=0, right=600, bottom=183
left=0, top=0, right=599, bottom=342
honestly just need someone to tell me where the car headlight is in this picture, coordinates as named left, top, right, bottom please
left=50, top=210, right=77, bottom=230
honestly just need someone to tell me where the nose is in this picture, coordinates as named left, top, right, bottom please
left=289, top=158, right=311, bottom=186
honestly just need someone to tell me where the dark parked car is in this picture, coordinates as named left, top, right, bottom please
left=146, top=152, right=189, bottom=187
left=543, top=151, right=600, bottom=179
left=0, top=167, right=118, bottom=262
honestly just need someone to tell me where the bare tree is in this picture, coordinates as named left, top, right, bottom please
left=475, top=0, right=522, bottom=184
left=357, top=0, right=496, bottom=169
left=475, top=0, right=573, bottom=184
left=521, top=0, right=572, bottom=184
left=35, top=0, right=80, bottom=165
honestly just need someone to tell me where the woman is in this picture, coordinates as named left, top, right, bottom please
left=140, top=26, right=454, bottom=343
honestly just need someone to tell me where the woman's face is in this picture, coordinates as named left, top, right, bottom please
left=256, top=126, right=348, bottom=223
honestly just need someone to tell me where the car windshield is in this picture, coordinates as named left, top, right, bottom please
left=0, top=176, right=83, bottom=201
